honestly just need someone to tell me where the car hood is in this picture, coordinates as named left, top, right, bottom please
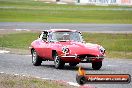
left=55, top=41, right=102, bottom=56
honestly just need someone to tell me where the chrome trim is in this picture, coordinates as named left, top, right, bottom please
left=61, top=55, right=104, bottom=59
left=87, top=57, right=104, bottom=59
left=61, top=56, right=76, bottom=58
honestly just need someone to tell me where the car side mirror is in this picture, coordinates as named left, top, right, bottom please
left=42, top=38, right=48, bottom=43
left=43, top=38, right=47, bottom=42
left=83, top=41, right=86, bottom=43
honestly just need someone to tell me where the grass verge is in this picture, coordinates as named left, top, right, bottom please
left=83, top=32, right=132, bottom=59
left=0, top=31, right=131, bottom=59
left=0, top=0, right=132, bottom=23
left=0, top=73, right=77, bottom=88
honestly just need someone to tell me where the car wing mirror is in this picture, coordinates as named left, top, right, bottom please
left=42, top=38, right=48, bottom=43
left=83, top=41, right=86, bottom=43
left=43, top=39, right=47, bottom=42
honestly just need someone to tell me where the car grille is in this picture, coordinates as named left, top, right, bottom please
left=77, top=54, right=104, bottom=60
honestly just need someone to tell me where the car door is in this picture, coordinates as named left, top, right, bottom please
left=38, top=39, right=47, bottom=58
left=35, top=32, right=46, bottom=58
left=36, top=31, right=49, bottom=58
left=43, top=42, right=52, bottom=59
left=39, top=31, right=52, bottom=59
left=43, top=32, right=53, bottom=59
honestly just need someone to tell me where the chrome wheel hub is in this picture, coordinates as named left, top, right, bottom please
left=32, top=51, right=37, bottom=63
left=54, top=56, right=59, bottom=66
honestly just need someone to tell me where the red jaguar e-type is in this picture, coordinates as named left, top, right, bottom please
left=30, top=29, right=105, bottom=70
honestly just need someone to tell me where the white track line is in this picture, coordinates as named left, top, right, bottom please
left=0, top=72, right=4, bottom=74
left=67, top=82, right=80, bottom=87
left=57, top=2, right=67, bottom=4
left=107, top=65, right=118, bottom=67
left=14, top=29, right=30, bottom=31
left=0, top=50, right=10, bottom=54
left=14, top=74, right=19, bottom=76
left=45, top=2, right=51, bottom=3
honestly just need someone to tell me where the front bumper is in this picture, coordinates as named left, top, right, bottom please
left=60, top=54, right=104, bottom=63
left=61, top=54, right=77, bottom=58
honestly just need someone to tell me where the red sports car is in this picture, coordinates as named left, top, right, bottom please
left=30, top=29, right=105, bottom=70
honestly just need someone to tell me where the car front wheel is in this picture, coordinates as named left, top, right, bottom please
left=92, top=61, right=102, bottom=70
left=32, top=49, right=42, bottom=66
left=54, top=53, right=65, bottom=69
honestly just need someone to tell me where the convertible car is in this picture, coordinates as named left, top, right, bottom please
left=30, top=29, right=105, bottom=70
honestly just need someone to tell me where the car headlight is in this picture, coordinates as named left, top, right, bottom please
left=99, top=46, right=105, bottom=54
left=62, top=46, right=69, bottom=54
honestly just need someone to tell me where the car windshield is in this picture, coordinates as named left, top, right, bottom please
left=48, top=31, right=83, bottom=42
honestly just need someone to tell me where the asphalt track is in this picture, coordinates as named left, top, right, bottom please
left=0, top=53, right=132, bottom=88
left=0, top=22, right=132, bottom=33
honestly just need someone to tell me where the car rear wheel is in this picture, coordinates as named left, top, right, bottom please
left=32, top=49, right=42, bottom=66
left=92, top=61, right=102, bottom=70
left=54, top=53, right=65, bottom=69
left=69, top=63, right=78, bottom=67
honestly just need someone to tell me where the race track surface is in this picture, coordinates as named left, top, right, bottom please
left=0, top=22, right=132, bottom=33
left=0, top=53, right=132, bottom=88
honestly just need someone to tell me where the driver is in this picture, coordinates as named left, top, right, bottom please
left=62, top=33, right=70, bottom=40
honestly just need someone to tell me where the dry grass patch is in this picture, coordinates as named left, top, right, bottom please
left=0, top=73, right=78, bottom=88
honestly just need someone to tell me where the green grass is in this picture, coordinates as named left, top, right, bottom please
left=0, top=73, right=75, bottom=88
left=0, top=32, right=132, bottom=59
left=83, top=33, right=132, bottom=59
left=83, top=33, right=132, bottom=52
left=0, top=32, right=38, bottom=49
left=0, top=0, right=132, bottom=23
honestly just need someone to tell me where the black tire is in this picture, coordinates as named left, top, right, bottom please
left=31, top=49, right=42, bottom=66
left=92, top=61, right=102, bottom=70
left=54, top=53, right=65, bottom=69
left=69, top=63, right=78, bottom=67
